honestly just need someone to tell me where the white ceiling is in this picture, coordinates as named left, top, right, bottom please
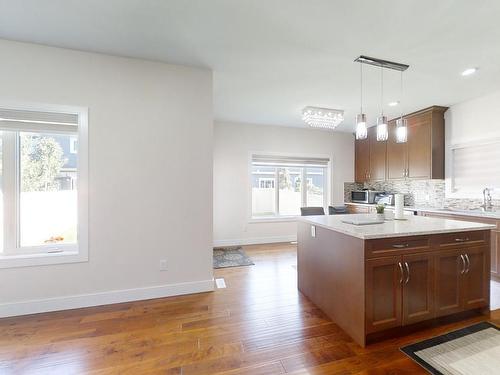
left=1, top=0, right=500, bottom=132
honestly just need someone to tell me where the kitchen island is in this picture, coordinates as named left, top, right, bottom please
left=297, top=214, right=495, bottom=347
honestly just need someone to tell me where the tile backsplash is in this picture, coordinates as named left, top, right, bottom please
left=344, top=179, right=500, bottom=209
left=344, top=180, right=445, bottom=208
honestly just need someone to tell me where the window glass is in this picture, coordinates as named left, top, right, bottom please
left=251, top=166, right=276, bottom=217
left=278, top=167, right=302, bottom=216
left=306, top=167, right=325, bottom=207
left=0, top=135, right=3, bottom=251
left=251, top=159, right=328, bottom=219
left=19, top=132, right=77, bottom=247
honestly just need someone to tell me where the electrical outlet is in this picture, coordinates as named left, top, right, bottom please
left=159, top=259, right=167, bottom=271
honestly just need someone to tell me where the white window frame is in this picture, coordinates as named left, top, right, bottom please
left=446, top=137, right=500, bottom=199
left=0, top=101, right=89, bottom=269
left=70, top=136, right=78, bottom=154
left=248, top=152, right=330, bottom=222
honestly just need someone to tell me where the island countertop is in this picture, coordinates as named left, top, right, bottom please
left=299, top=214, right=495, bottom=240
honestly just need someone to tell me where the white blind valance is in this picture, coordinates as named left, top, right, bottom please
left=452, top=140, right=500, bottom=192
left=0, top=108, right=79, bottom=134
left=252, top=155, right=330, bottom=168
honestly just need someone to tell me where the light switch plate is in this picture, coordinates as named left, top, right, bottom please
left=159, top=259, right=167, bottom=271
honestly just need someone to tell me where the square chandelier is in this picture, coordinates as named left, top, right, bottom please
left=302, top=106, right=344, bottom=130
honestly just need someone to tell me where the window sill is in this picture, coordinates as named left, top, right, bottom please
left=248, top=216, right=298, bottom=224
left=0, top=250, right=88, bottom=269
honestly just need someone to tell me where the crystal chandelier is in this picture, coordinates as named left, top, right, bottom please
left=302, top=106, right=344, bottom=130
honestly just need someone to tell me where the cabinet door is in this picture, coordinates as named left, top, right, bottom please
left=462, top=247, right=489, bottom=310
left=366, top=256, right=402, bottom=333
left=434, top=249, right=463, bottom=317
left=355, top=137, right=370, bottom=182
left=368, top=126, right=386, bottom=181
left=491, top=230, right=499, bottom=277
left=407, top=113, right=431, bottom=179
left=402, top=253, right=435, bottom=325
left=386, top=120, right=407, bottom=180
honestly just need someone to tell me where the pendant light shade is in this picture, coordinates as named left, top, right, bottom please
left=355, top=113, right=367, bottom=140
left=396, top=118, right=408, bottom=143
left=395, top=71, right=408, bottom=143
left=376, top=115, right=388, bottom=141
left=355, top=63, right=368, bottom=140
left=376, top=67, right=388, bottom=141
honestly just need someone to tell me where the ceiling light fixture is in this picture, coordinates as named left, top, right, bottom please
left=461, top=67, right=478, bottom=76
left=302, top=106, right=344, bottom=130
left=354, top=55, right=410, bottom=142
left=376, top=66, right=388, bottom=142
left=355, top=63, right=367, bottom=140
left=396, top=71, right=407, bottom=143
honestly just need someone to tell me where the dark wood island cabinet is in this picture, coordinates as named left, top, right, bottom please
left=298, top=214, right=493, bottom=347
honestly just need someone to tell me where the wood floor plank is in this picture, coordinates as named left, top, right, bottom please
left=1, top=243, right=499, bottom=374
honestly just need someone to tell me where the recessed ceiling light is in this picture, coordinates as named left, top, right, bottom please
left=388, top=101, right=399, bottom=107
left=461, top=67, right=478, bottom=76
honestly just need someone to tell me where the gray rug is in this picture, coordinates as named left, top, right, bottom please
left=213, top=247, right=254, bottom=269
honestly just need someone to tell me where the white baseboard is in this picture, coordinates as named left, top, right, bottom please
left=214, top=235, right=297, bottom=247
left=0, top=279, right=214, bottom=318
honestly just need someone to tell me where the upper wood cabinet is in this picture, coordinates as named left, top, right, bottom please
left=368, top=126, right=387, bottom=181
left=386, top=119, right=407, bottom=180
left=355, top=136, right=370, bottom=182
left=356, top=106, right=447, bottom=182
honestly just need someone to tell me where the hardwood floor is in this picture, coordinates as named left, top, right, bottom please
left=1, top=242, right=499, bottom=374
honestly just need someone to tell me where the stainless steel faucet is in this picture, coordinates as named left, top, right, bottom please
left=481, top=188, right=493, bottom=211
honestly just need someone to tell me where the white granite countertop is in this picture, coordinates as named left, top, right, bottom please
left=300, top=214, right=495, bottom=240
left=344, top=202, right=500, bottom=220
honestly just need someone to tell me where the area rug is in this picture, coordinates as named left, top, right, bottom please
left=401, top=322, right=500, bottom=375
left=213, top=247, right=254, bottom=269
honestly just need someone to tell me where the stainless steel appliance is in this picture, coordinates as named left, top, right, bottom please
left=351, top=190, right=384, bottom=204
left=375, top=193, right=395, bottom=206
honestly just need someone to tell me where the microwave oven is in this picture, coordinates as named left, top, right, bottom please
left=351, top=190, right=385, bottom=204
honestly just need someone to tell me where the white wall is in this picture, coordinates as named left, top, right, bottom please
left=445, top=89, right=500, bottom=145
left=0, top=39, right=213, bottom=316
left=444, top=89, right=500, bottom=199
left=213, top=121, right=354, bottom=246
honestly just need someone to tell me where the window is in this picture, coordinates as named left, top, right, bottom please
left=449, top=138, right=500, bottom=196
left=251, top=155, right=329, bottom=219
left=70, top=136, right=78, bottom=154
left=0, top=104, right=88, bottom=268
left=259, top=178, right=275, bottom=189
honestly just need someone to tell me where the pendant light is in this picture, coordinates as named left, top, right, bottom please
left=355, top=63, right=367, bottom=140
left=376, top=66, right=388, bottom=141
left=395, top=70, right=408, bottom=143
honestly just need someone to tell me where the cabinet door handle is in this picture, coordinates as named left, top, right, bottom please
left=398, top=262, right=404, bottom=284
left=392, top=244, right=409, bottom=249
left=464, top=253, right=470, bottom=274
left=404, top=262, right=410, bottom=284
left=455, top=238, right=469, bottom=242
left=460, top=254, right=466, bottom=274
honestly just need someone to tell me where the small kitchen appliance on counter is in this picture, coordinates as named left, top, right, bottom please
left=374, top=193, right=395, bottom=206
left=351, top=190, right=384, bottom=204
